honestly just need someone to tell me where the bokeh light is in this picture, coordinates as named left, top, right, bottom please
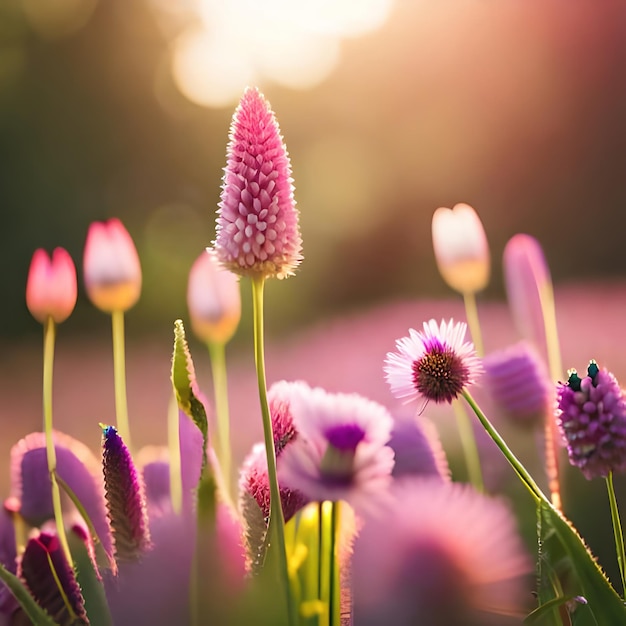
left=170, top=0, right=394, bottom=107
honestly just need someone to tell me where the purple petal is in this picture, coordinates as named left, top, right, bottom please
left=10, top=431, right=112, bottom=557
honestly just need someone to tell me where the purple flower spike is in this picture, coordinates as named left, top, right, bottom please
left=19, top=531, right=89, bottom=626
left=0, top=506, right=17, bottom=615
left=483, top=342, right=552, bottom=428
left=214, top=87, right=302, bottom=280
left=10, top=431, right=113, bottom=558
left=556, top=361, right=626, bottom=479
left=102, top=426, right=151, bottom=562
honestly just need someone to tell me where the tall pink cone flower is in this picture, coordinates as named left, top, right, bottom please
left=83, top=218, right=142, bottom=312
left=187, top=249, right=241, bottom=344
left=432, top=203, right=490, bottom=294
left=26, top=248, right=77, bottom=324
left=213, top=87, right=302, bottom=280
left=502, top=234, right=552, bottom=351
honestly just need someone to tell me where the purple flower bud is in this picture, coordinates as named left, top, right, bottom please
left=214, top=87, right=302, bottom=280
left=102, top=426, right=151, bottom=562
left=19, top=531, right=88, bottom=626
left=483, top=342, right=552, bottom=427
left=556, top=362, right=626, bottom=479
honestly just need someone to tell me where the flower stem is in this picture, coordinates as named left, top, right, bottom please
left=330, top=501, right=341, bottom=626
left=452, top=399, right=484, bottom=492
left=167, top=396, right=182, bottom=515
left=251, top=276, right=297, bottom=626
left=463, top=291, right=484, bottom=357
left=606, top=472, right=626, bottom=596
left=42, top=317, right=72, bottom=566
left=462, top=389, right=545, bottom=503
left=207, top=340, right=232, bottom=498
left=538, top=282, right=563, bottom=510
left=111, top=310, right=131, bottom=451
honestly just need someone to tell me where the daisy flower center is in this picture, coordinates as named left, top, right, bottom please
left=412, top=341, right=470, bottom=403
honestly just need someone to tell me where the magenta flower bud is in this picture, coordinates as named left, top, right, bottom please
left=19, top=530, right=89, bottom=625
left=102, top=425, right=151, bottom=561
left=483, top=342, right=552, bottom=428
left=83, top=218, right=142, bottom=312
left=26, top=248, right=77, bottom=324
left=556, top=361, right=626, bottom=480
left=431, top=203, right=490, bottom=294
left=187, top=248, right=241, bottom=344
left=214, top=87, right=302, bottom=280
left=503, top=234, right=551, bottom=349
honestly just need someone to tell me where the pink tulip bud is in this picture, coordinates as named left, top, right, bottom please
left=83, top=218, right=142, bottom=313
left=187, top=249, right=241, bottom=344
left=214, top=87, right=302, bottom=280
left=431, top=203, right=490, bottom=294
left=503, top=234, right=551, bottom=350
left=26, top=248, right=77, bottom=324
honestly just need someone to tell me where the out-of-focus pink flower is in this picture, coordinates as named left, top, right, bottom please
left=83, top=218, right=142, bottom=312
left=26, top=248, right=77, bottom=324
left=503, top=234, right=551, bottom=350
left=353, top=478, right=530, bottom=626
left=213, top=87, right=302, bottom=280
left=187, top=249, right=241, bottom=345
left=431, top=203, right=490, bottom=294
left=384, top=319, right=483, bottom=407
left=483, top=341, right=552, bottom=428
left=277, top=384, right=394, bottom=510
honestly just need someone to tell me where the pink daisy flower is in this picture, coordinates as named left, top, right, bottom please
left=384, top=319, right=483, bottom=406
left=277, top=385, right=395, bottom=509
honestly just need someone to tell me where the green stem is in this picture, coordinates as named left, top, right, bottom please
left=42, top=317, right=72, bottom=566
left=462, top=389, right=546, bottom=503
left=452, top=399, right=484, bottom=492
left=251, top=276, right=297, bottom=626
left=606, top=472, right=626, bottom=596
left=329, top=501, right=341, bottom=626
left=463, top=291, right=484, bottom=357
left=111, top=309, right=131, bottom=450
left=207, top=340, right=232, bottom=498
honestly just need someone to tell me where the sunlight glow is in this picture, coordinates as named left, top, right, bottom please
left=168, top=0, right=394, bottom=108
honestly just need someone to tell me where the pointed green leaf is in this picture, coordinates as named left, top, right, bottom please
left=0, top=562, right=58, bottom=626
left=534, top=501, right=626, bottom=625
left=171, top=319, right=209, bottom=471
left=68, top=532, right=113, bottom=626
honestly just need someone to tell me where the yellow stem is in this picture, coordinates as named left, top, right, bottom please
left=111, top=310, right=131, bottom=450
left=42, top=318, right=72, bottom=566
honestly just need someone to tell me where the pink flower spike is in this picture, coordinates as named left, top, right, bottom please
left=432, top=203, right=490, bottom=294
left=503, top=234, right=551, bottom=350
left=26, top=247, right=77, bottom=324
left=214, top=87, right=302, bottom=280
left=83, top=218, right=142, bottom=313
left=187, top=249, right=241, bottom=345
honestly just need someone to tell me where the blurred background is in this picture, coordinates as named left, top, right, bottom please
left=2, top=0, right=626, bottom=591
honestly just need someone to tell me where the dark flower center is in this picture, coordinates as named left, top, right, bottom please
left=412, top=344, right=469, bottom=403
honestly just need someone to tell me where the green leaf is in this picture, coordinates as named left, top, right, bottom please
left=534, top=500, right=626, bottom=625
left=0, top=562, right=58, bottom=625
left=67, top=533, right=112, bottom=626
left=171, top=319, right=209, bottom=471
